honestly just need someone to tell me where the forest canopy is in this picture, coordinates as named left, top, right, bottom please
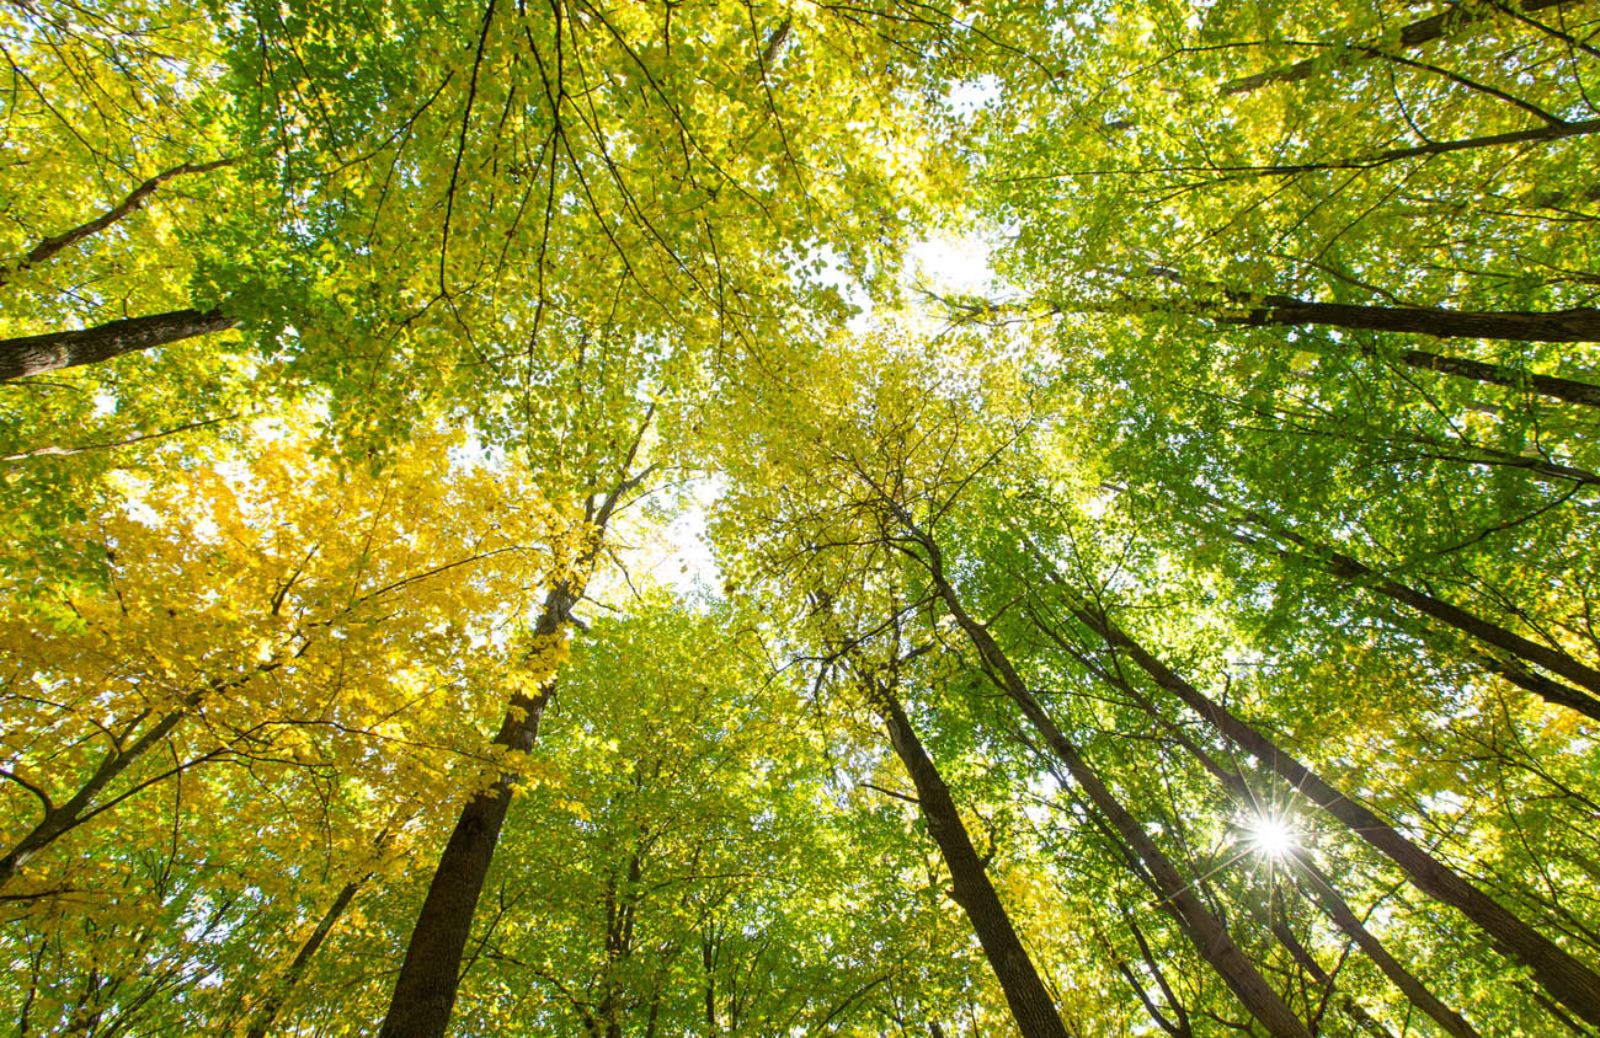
left=2, top=1, right=1598, bottom=1035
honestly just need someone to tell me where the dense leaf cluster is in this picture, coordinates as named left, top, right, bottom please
left=2, top=1, right=1596, bottom=1035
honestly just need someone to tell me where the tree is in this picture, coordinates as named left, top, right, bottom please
left=5, top=1, right=1600, bottom=1035
left=378, top=417, right=651, bottom=1038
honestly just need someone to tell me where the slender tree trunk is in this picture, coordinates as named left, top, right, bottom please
left=1229, top=533, right=1600, bottom=720
left=1474, top=654, right=1600, bottom=720
left=1264, top=910, right=1395, bottom=1038
left=1378, top=434, right=1600, bottom=489
left=1292, top=860, right=1482, bottom=1038
left=1391, top=345, right=1600, bottom=408
left=0, top=660, right=282, bottom=890
left=7, top=157, right=237, bottom=276
left=1103, top=912, right=1192, bottom=1037
left=1030, top=606, right=1485, bottom=1038
left=377, top=428, right=652, bottom=1038
left=1047, top=587, right=1600, bottom=1029
left=870, top=679, right=1071, bottom=1038
left=0, top=705, right=190, bottom=889
left=1127, top=687, right=1487, bottom=1038
left=1052, top=293, right=1600, bottom=408
left=376, top=590, right=567, bottom=1038
left=1226, top=507, right=1600, bottom=713
left=1227, top=118, right=1600, bottom=175
left=245, top=878, right=363, bottom=1038
left=1255, top=300, right=1600, bottom=407
left=702, top=925, right=719, bottom=1034
left=906, top=532, right=1311, bottom=1038
left=0, top=309, right=239, bottom=382
left=1220, top=0, right=1577, bottom=95
left=1233, top=296, right=1600, bottom=348
left=597, top=842, right=643, bottom=1038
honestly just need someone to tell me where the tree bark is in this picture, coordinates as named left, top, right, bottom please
left=1220, top=0, right=1577, bottom=95
left=871, top=680, right=1072, bottom=1038
left=1051, top=591, right=1600, bottom=1030
left=376, top=589, right=568, bottom=1038
left=1234, top=296, right=1600, bottom=348
left=245, top=878, right=363, bottom=1038
left=1226, top=508, right=1600, bottom=715
left=903, top=530, right=1311, bottom=1038
left=377, top=424, right=653, bottom=1038
left=0, top=309, right=238, bottom=382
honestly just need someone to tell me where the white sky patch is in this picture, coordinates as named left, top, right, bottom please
left=596, top=477, right=725, bottom=604
left=906, top=232, right=997, bottom=298
left=944, top=75, right=1002, bottom=118
left=654, top=504, right=721, bottom=595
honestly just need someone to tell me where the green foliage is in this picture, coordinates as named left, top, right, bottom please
left=2, top=1, right=1598, bottom=1035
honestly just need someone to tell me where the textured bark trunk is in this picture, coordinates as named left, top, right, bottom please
left=1238, top=296, right=1600, bottom=347
left=0, top=705, right=190, bottom=889
left=374, top=742, right=524, bottom=1038
left=1029, top=616, right=1482, bottom=1038
left=872, top=683, right=1071, bottom=1038
left=1065, top=602, right=1600, bottom=1030
left=376, top=422, right=653, bottom=1038
left=1220, top=0, right=1577, bottom=95
left=376, top=593, right=567, bottom=1038
left=912, top=537, right=1310, bottom=1038
left=0, top=309, right=238, bottom=382
left=1233, top=510, right=1600, bottom=712
left=245, top=879, right=363, bottom=1038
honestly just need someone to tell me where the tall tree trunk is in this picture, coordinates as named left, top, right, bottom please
left=1473, top=653, right=1600, bottom=720
left=903, top=530, right=1312, bottom=1038
left=1031, top=602, right=1484, bottom=1038
left=1219, top=118, right=1600, bottom=175
left=0, top=309, right=238, bottom=382
left=377, top=424, right=652, bottom=1038
left=1118, top=685, right=1487, bottom=1038
left=376, top=589, right=568, bottom=1038
left=1220, top=0, right=1577, bottom=95
left=1222, top=506, right=1600, bottom=715
left=1232, top=296, right=1600, bottom=349
left=869, top=678, right=1071, bottom=1038
left=1389, top=345, right=1600, bottom=408
left=1049, top=293, right=1600, bottom=408
left=1033, top=569, right=1600, bottom=1029
left=1262, top=907, right=1396, bottom=1038
left=245, top=878, right=363, bottom=1038
left=1292, top=860, right=1482, bottom=1038
left=1103, top=912, right=1192, bottom=1037
left=597, top=842, right=644, bottom=1038
left=0, top=704, right=191, bottom=889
